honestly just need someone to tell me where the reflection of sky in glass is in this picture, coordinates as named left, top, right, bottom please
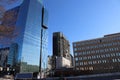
left=21, top=0, right=42, bottom=66
left=0, top=0, right=23, bottom=10
left=22, top=44, right=40, bottom=65
left=43, top=8, right=48, bottom=28
left=13, top=0, right=48, bottom=72
left=42, top=29, right=48, bottom=68
left=1, top=0, right=48, bottom=72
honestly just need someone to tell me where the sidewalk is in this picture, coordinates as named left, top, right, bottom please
left=0, top=75, right=14, bottom=80
left=0, top=78, right=13, bottom=80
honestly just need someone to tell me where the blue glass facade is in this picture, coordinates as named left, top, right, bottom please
left=5, top=0, right=48, bottom=73
left=7, top=43, right=18, bottom=66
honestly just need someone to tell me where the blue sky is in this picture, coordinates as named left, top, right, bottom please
left=43, top=0, right=120, bottom=55
left=1, top=0, right=120, bottom=56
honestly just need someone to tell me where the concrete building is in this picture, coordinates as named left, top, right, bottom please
left=52, top=32, right=74, bottom=70
left=56, top=56, right=71, bottom=69
left=53, top=32, right=70, bottom=60
left=47, top=55, right=52, bottom=70
left=73, top=33, right=120, bottom=74
left=0, top=47, right=9, bottom=67
left=46, top=32, right=73, bottom=77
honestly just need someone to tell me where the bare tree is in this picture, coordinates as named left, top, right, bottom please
left=0, top=0, right=17, bottom=4
left=7, top=0, right=18, bottom=4
left=0, top=4, right=19, bottom=46
left=0, top=5, right=5, bottom=24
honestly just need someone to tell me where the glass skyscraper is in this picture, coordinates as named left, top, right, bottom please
left=3, top=0, right=48, bottom=73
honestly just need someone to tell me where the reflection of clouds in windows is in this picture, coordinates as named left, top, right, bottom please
left=41, top=29, right=48, bottom=68
left=24, top=31, right=40, bottom=47
left=22, top=44, right=40, bottom=65
left=22, top=29, right=48, bottom=66
left=42, top=29, right=48, bottom=46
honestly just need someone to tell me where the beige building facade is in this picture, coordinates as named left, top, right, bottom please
left=73, top=33, right=120, bottom=74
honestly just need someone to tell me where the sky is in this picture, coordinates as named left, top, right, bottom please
left=1, top=0, right=120, bottom=56
left=43, top=0, right=120, bottom=55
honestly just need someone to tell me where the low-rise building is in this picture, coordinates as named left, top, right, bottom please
left=56, top=56, right=71, bottom=69
left=0, top=47, right=9, bottom=67
left=73, top=33, right=120, bottom=74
